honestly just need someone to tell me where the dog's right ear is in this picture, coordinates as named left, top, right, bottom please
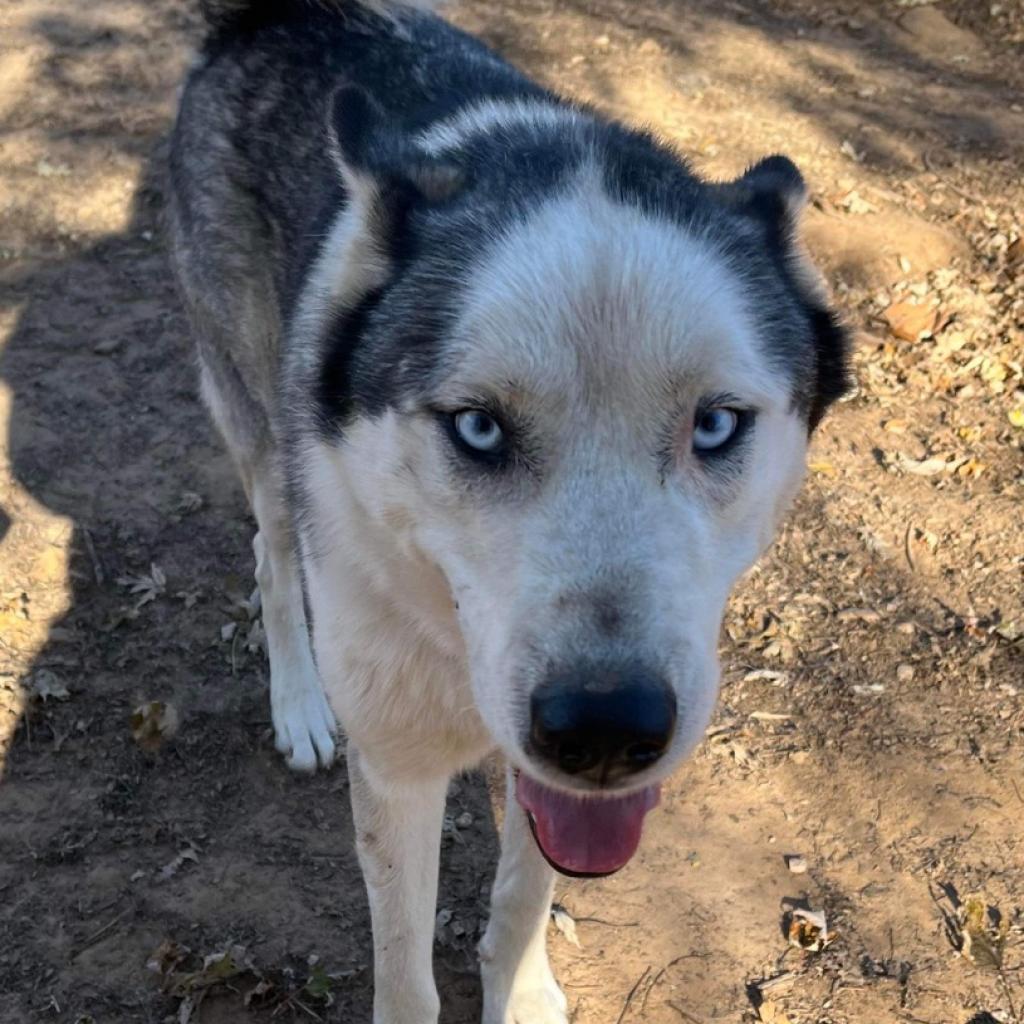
left=329, top=85, right=464, bottom=203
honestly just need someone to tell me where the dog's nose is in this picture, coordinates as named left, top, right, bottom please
left=529, top=665, right=676, bottom=784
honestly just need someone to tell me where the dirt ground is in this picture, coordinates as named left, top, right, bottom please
left=1, top=0, right=1022, bottom=1021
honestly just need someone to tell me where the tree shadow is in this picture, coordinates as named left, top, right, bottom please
left=0, top=4, right=498, bottom=1021
left=490, top=0, right=1024, bottom=178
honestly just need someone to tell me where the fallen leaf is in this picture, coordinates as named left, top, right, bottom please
left=551, top=903, right=582, bottom=947
left=959, top=896, right=1008, bottom=970
left=147, top=939, right=191, bottom=977
left=169, top=945, right=253, bottom=997
left=787, top=907, right=832, bottom=952
left=883, top=300, right=940, bottom=341
left=160, top=843, right=200, bottom=881
left=177, top=995, right=196, bottom=1024
left=174, top=492, right=204, bottom=515
left=117, top=564, right=167, bottom=613
left=1009, top=408, right=1024, bottom=429
left=131, top=701, right=180, bottom=753
left=243, top=978, right=279, bottom=1009
left=28, top=669, right=70, bottom=702
left=840, top=189, right=876, bottom=215
left=304, top=963, right=335, bottom=1005
left=743, top=669, right=791, bottom=685
left=836, top=607, right=882, bottom=624
left=894, top=453, right=966, bottom=477
left=808, top=460, right=838, bottom=477
left=957, top=458, right=986, bottom=479
left=758, top=1001, right=793, bottom=1024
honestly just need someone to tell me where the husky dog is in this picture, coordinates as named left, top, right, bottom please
left=168, top=0, right=848, bottom=1019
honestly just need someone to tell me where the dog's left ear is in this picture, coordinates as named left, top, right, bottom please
left=329, top=85, right=464, bottom=203
left=726, top=154, right=808, bottom=235
left=721, top=156, right=851, bottom=431
left=737, top=153, right=806, bottom=230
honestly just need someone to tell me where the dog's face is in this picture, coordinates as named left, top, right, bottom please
left=295, top=94, right=848, bottom=874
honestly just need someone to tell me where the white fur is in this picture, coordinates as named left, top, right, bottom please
left=252, top=482, right=337, bottom=772
left=279, top=169, right=810, bottom=1021
left=417, top=98, right=582, bottom=155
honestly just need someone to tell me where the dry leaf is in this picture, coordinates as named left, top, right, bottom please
left=808, top=460, right=838, bottom=477
left=743, top=669, right=790, bottom=685
left=168, top=945, right=253, bottom=998
left=788, top=907, right=832, bottom=952
left=551, top=903, right=582, bottom=947
left=883, top=418, right=910, bottom=433
left=117, top=564, right=167, bottom=613
left=959, top=896, right=1008, bottom=970
left=174, top=492, right=203, bottom=515
left=147, top=939, right=191, bottom=977
left=883, top=300, right=940, bottom=341
left=758, top=1001, right=793, bottom=1024
left=160, top=843, right=200, bottom=880
left=131, top=701, right=180, bottom=753
left=1009, top=408, right=1024, bottom=429
left=895, top=453, right=966, bottom=477
left=28, top=669, right=70, bottom=702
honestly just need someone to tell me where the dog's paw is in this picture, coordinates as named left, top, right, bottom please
left=271, top=672, right=337, bottom=772
left=505, top=986, right=568, bottom=1024
left=482, top=960, right=568, bottom=1024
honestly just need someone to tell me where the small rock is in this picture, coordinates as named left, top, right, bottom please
left=93, top=337, right=122, bottom=355
left=790, top=750, right=811, bottom=766
left=785, top=854, right=809, bottom=874
left=896, top=663, right=916, bottom=682
left=455, top=811, right=474, bottom=829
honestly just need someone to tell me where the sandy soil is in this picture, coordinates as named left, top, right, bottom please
left=1, top=1, right=1022, bottom=1022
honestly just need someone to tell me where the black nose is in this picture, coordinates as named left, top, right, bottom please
left=529, top=664, right=677, bottom=784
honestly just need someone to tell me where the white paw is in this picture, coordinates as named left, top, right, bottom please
left=482, top=960, right=568, bottom=1024
left=271, top=672, right=337, bottom=772
left=506, top=985, right=568, bottom=1024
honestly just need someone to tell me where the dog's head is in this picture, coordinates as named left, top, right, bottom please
left=293, top=90, right=849, bottom=875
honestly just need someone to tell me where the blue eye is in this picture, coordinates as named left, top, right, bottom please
left=453, top=409, right=504, bottom=453
left=693, top=407, right=740, bottom=452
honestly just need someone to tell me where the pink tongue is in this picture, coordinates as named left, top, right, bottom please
left=515, top=773, right=660, bottom=876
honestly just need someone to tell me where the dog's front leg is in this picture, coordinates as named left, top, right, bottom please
left=348, top=745, right=448, bottom=1024
left=479, top=768, right=568, bottom=1024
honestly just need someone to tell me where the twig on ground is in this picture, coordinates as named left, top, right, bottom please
left=82, top=528, right=104, bottom=585
left=667, top=1002, right=703, bottom=1024
left=642, top=953, right=713, bottom=1011
left=616, top=965, right=651, bottom=1024
left=70, top=909, right=130, bottom=961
